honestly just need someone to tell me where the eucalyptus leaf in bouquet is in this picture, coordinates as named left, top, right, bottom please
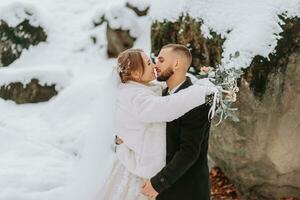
left=191, top=63, right=244, bottom=126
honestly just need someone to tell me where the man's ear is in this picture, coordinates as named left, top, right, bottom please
left=174, top=60, right=179, bottom=71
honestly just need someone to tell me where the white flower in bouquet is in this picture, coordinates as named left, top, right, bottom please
left=193, top=65, right=244, bottom=125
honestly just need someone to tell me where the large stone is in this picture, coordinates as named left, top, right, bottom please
left=0, top=79, right=58, bottom=104
left=93, top=7, right=137, bottom=58
left=0, top=19, right=47, bottom=67
left=106, top=25, right=136, bottom=58
left=151, top=14, right=224, bottom=72
left=209, top=16, right=300, bottom=199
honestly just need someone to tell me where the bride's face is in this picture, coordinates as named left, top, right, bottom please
left=134, top=52, right=156, bottom=84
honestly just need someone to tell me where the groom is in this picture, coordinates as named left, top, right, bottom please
left=142, top=44, right=211, bottom=200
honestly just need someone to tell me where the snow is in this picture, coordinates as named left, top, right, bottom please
left=0, top=0, right=299, bottom=200
left=148, top=0, right=300, bottom=69
left=0, top=67, right=72, bottom=91
left=0, top=2, right=43, bottom=27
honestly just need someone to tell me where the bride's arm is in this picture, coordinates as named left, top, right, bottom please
left=132, top=84, right=217, bottom=123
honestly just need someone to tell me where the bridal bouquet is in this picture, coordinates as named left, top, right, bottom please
left=192, top=65, right=244, bottom=126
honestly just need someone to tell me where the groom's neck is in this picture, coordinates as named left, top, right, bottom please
left=166, top=74, right=187, bottom=92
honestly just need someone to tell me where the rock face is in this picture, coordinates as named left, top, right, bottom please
left=0, top=18, right=54, bottom=104
left=93, top=3, right=147, bottom=58
left=93, top=16, right=136, bottom=58
left=106, top=26, right=136, bottom=58
left=209, top=16, right=300, bottom=199
left=151, top=15, right=300, bottom=199
left=151, top=14, right=224, bottom=72
left=104, top=2, right=149, bottom=57
left=0, top=19, right=47, bottom=67
left=0, top=79, right=58, bottom=104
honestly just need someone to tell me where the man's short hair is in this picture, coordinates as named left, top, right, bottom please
left=162, top=44, right=192, bottom=66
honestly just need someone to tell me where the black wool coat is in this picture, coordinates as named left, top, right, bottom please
left=151, top=77, right=211, bottom=200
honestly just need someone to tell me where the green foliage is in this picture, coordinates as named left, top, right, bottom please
left=193, top=62, right=244, bottom=125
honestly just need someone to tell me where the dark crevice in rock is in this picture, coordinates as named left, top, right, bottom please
left=151, top=14, right=225, bottom=72
left=0, top=79, right=58, bottom=104
left=0, top=19, right=47, bottom=67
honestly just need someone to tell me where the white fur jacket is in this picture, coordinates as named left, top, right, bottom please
left=114, top=79, right=217, bottom=179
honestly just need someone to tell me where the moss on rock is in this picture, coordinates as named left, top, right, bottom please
left=244, top=15, right=300, bottom=99
left=151, top=14, right=224, bottom=72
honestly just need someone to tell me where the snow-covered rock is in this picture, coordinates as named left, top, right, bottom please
left=209, top=16, right=300, bottom=199
left=0, top=67, right=71, bottom=103
left=0, top=0, right=299, bottom=199
left=151, top=14, right=224, bottom=71
left=0, top=19, right=46, bottom=67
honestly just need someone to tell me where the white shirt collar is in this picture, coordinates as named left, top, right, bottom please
left=168, top=79, right=186, bottom=94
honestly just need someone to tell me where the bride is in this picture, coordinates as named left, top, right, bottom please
left=99, top=48, right=217, bottom=200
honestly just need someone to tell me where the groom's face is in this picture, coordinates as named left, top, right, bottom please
left=155, top=48, right=175, bottom=82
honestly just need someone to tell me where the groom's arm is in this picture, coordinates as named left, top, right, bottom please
left=150, top=104, right=210, bottom=193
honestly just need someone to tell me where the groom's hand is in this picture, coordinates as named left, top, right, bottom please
left=141, top=180, right=158, bottom=199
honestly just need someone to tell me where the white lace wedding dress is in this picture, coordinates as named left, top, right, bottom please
left=96, top=70, right=158, bottom=200
left=99, top=157, right=151, bottom=200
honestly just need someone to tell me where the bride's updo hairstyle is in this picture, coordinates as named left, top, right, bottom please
left=117, top=48, right=146, bottom=83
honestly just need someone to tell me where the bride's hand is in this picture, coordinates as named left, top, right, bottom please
left=115, top=136, right=124, bottom=145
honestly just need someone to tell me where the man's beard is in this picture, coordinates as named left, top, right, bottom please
left=157, top=67, right=174, bottom=82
